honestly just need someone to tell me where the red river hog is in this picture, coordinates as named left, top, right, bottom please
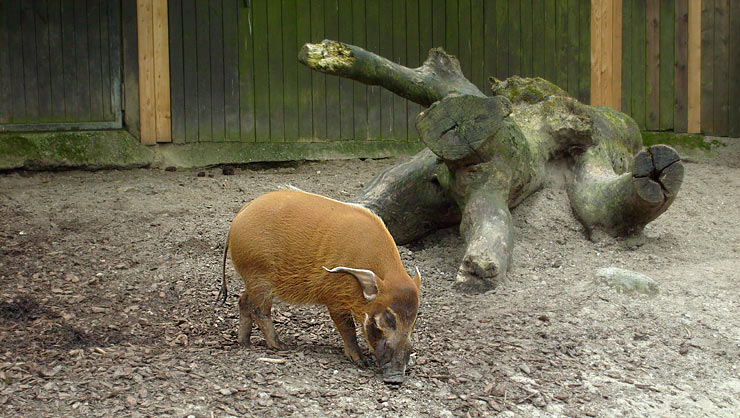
left=220, top=189, right=421, bottom=384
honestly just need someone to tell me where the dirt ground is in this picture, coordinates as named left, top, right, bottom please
left=1, top=139, right=739, bottom=417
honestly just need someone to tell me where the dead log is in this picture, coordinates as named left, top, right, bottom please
left=299, top=40, right=684, bottom=292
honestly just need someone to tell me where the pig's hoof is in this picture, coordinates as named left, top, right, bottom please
left=268, top=341, right=288, bottom=351
left=350, top=355, right=369, bottom=368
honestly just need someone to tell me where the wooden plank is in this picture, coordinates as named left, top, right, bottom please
left=46, top=0, right=66, bottom=121
left=393, top=0, right=407, bottom=140
left=446, top=0, right=459, bottom=56
left=621, top=0, right=633, bottom=114
left=567, top=0, right=579, bottom=97
left=508, top=0, right=521, bottom=76
left=310, top=0, right=326, bottom=139
left=591, top=0, right=603, bottom=106
left=579, top=0, right=592, bottom=104
left=252, top=0, right=270, bottom=141
left=646, top=0, right=660, bottom=129
left=20, top=1, right=39, bottom=121
left=520, top=0, right=533, bottom=77
left=471, top=0, right=485, bottom=90
left=121, top=0, right=140, bottom=136
left=687, top=0, right=701, bottom=132
left=181, top=0, right=198, bottom=142
left=352, top=0, right=368, bottom=140
left=484, top=0, right=497, bottom=84
left=223, top=0, right=241, bottom=142
left=60, top=0, right=77, bottom=120
left=33, top=0, right=52, bottom=121
left=458, top=0, right=472, bottom=79
left=153, top=0, right=171, bottom=141
left=74, top=0, right=90, bottom=120
left=432, top=0, right=446, bottom=49
left=195, top=0, right=212, bottom=141
left=324, top=0, right=340, bottom=140
left=238, top=1, right=255, bottom=141
left=611, top=0, right=621, bottom=107
left=0, top=0, right=11, bottom=122
left=419, top=0, right=433, bottom=67
left=137, top=0, right=156, bottom=144
left=107, top=0, right=121, bottom=124
left=631, top=0, right=647, bottom=129
left=544, top=0, right=556, bottom=83
left=338, top=0, right=354, bottom=140
left=379, top=0, right=393, bottom=139
left=531, top=0, right=545, bottom=78
left=86, top=0, right=104, bottom=121
left=556, top=0, right=569, bottom=90
left=407, top=0, right=421, bottom=140
left=729, top=0, right=740, bottom=137
left=296, top=0, right=313, bottom=140
left=366, top=0, right=381, bottom=139
left=674, top=0, right=689, bottom=132
left=659, top=0, right=675, bottom=130
left=496, top=0, right=509, bottom=78
left=209, top=0, right=225, bottom=142
left=700, top=0, right=714, bottom=134
left=282, top=0, right=299, bottom=141
left=712, top=0, right=729, bottom=135
left=169, top=0, right=185, bottom=143
left=99, top=0, right=113, bottom=120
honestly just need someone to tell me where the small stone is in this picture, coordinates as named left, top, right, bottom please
left=519, top=363, right=531, bottom=374
left=125, top=396, right=137, bottom=406
left=219, top=388, right=232, bottom=395
left=554, top=391, right=569, bottom=401
left=595, top=267, right=659, bottom=296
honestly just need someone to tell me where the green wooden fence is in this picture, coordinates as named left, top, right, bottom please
left=622, top=0, right=740, bottom=136
left=700, top=0, right=740, bottom=137
left=167, top=0, right=591, bottom=145
left=0, top=0, right=122, bottom=131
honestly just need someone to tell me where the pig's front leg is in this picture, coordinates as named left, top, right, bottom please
left=329, top=309, right=366, bottom=367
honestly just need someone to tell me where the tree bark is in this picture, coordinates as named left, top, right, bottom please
left=300, top=40, right=684, bottom=292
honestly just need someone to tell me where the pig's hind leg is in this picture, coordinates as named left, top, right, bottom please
left=237, top=291, right=254, bottom=346
left=250, top=297, right=287, bottom=351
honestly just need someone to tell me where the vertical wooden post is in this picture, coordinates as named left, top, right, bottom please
left=612, top=0, right=623, bottom=110
left=591, top=0, right=622, bottom=110
left=137, top=0, right=171, bottom=144
left=687, top=0, right=701, bottom=133
left=137, top=0, right=156, bottom=144
left=153, top=0, right=171, bottom=142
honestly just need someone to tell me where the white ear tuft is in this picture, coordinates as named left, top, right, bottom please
left=323, top=266, right=379, bottom=301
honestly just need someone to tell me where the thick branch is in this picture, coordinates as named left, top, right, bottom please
left=568, top=144, right=684, bottom=237
left=454, top=171, right=514, bottom=292
left=299, top=40, right=483, bottom=107
left=352, top=149, right=461, bottom=244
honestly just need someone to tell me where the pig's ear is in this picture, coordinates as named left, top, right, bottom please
left=323, top=266, right=378, bottom=301
left=412, top=266, right=421, bottom=290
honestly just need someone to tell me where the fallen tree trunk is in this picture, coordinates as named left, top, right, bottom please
left=300, top=40, right=684, bottom=292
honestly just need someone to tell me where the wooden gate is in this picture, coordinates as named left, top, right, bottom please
left=0, top=0, right=122, bottom=132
